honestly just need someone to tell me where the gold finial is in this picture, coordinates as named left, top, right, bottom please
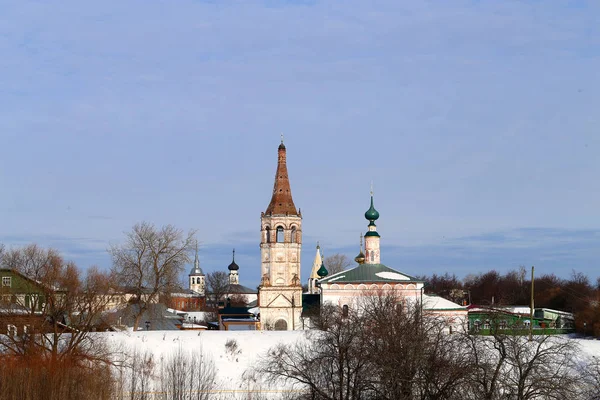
left=355, top=233, right=366, bottom=264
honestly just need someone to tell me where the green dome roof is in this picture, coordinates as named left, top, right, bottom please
left=364, top=196, right=379, bottom=221
left=317, top=262, right=328, bottom=278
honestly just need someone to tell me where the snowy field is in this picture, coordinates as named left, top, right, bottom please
left=105, top=330, right=600, bottom=396
left=106, top=330, right=306, bottom=394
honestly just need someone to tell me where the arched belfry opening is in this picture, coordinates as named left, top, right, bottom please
left=291, top=227, right=297, bottom=243
left=276, top=226, right=284, bottom=243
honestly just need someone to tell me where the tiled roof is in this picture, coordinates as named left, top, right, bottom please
left=264, top=142, right=298, bottom=216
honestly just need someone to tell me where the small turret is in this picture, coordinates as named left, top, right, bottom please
left=364, top=187, right=381, bottom=264
left=354, top=233, right=366, bottom=264
left=189, top=242, right=205, bottom=295
left=228, top=249, right=239, bottom=284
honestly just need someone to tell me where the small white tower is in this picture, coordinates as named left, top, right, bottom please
left=189, top=243, right=205, bottom=295
left=228, top=249, right=240, bottom=285
left=308, top=243, right=323, bottom=294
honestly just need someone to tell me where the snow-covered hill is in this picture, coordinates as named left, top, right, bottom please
left=107, top=330, right=304, bottom=393
left=105, top=330, right=600, bottom=396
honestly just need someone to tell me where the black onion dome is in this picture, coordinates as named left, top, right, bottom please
left=228, top=249, right=239, bottom=271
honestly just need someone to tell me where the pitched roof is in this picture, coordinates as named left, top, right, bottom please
left=319, top=263, right=423, bottom=284
left=227, top=283, right=257, bottom=295
left=422, top=294, right=466, bottom=311
left=264, top=141, right=298, bottom=216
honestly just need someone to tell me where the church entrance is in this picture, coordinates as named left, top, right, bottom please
left=274, top=319, right=288, bottom=330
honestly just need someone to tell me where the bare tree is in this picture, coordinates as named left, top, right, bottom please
left=158, top=344, right=216, bottom=400
left=0, top=244, right=117, bottom=400
left=460, top=321, right=580, bottom=400
left=359, top=293, right=472, bottom=400
left=206, top=271, right=230, bottom=308
left=324, top=253, right=352, bottom=275
left=258, top=302, right=373, bottom=400
left=117, top=347, right=155, bottom=400
left=579, top=355, right=600, bottom=400
left=110, top=222, right=196, bottom=330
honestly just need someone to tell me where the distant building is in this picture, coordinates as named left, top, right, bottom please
left=467, top=305, right=574, bottom=334
left=218, top=305, right=259, bottom=331
left=0, top=268, right=51, bottom=335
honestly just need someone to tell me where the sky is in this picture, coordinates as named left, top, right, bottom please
left=1, top=0, right=599, bottom=288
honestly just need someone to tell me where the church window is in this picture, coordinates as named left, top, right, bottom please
left=266, top=227, right=271, bottom=243
left=342, top=305, right=349, bottom=318
left=2, top=277, right=11, bottom=287
left=291, top=227, right=297, bottom=243
left=370, top=252, right=374, bottom=262
left=276, top=226, right=284, bottom=243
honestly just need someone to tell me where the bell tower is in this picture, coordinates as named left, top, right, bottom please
left=189, top=242, right=205, bottom=295
left=258, top=138, right=303, bottom=330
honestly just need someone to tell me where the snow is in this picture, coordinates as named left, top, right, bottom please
left=107, top=330, right=305, bottom=391
left=180, top=323, right=207, bottom=329
left=422, top=294, right=465, bottom=310
left=104, top=329, right=600, bottom=396
left=328, top=275, right=346, bottom=282
left=375, top=271, right=410, bottom=280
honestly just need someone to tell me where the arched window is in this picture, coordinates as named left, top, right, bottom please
left=291, top=227, right=297, bottom=243
left=370, top=252, right=374, bottom=262
left=191, top=278, right=195, bottom=285
left=276, top=226, right=284, bottom=243
left=265, top=227, right=271, bottom=243
left=342, top=304, right=349, bottom=318
left=274, top=319, right=288, bottom=330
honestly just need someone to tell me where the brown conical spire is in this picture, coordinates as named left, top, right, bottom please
left=265, top=138, right=298, bottom=215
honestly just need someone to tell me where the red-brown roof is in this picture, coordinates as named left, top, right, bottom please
left=265, top=143, right=298, bottom=216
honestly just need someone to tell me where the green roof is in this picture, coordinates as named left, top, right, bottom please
left=319, top=263, right=422, bottom=284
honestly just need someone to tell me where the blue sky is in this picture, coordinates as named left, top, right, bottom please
left=1, top=0, right=599, bottom=287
